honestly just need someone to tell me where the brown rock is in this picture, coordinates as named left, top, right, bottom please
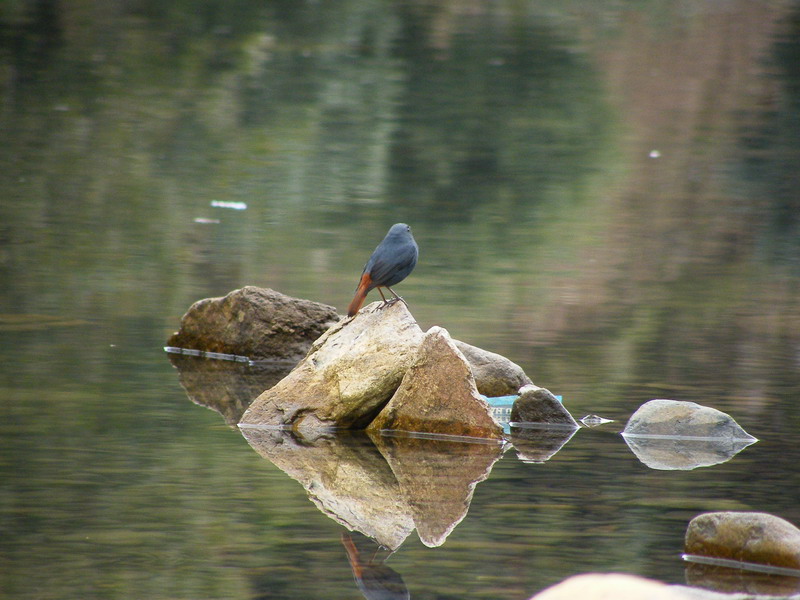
left=510, top=385, right=578, bottom=427
left=167, top=286, right=339, bottom=361
left=239, top=301, right=424, bottom=431
left=685, top=512, right=800, bottom=570
left=453, top=340, right=532, bottom=397
left=367, top=326, right=504, bottom=440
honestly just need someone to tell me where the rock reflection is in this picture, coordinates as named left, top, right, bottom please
left=341, top=532, right=410, bottom=600
left=685, top=561, right=800, bottom=596
left=508, top=424, right=578, bottom=463
left=238, top=427, right=504, bottom=550
left=369, top=431, right=505, bottom=548
left=240, top=428, right=413, bottom=550
left=167, top=354, right=293, bottom=425
left=622, top=436, right=757, bottom=470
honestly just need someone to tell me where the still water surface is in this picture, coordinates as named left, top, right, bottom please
left=2, top=1, right=800, bottom=599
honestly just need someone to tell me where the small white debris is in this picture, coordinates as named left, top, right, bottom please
left=211, top=200, right=247, bottom=210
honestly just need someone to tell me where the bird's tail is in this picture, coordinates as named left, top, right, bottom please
left=347, top=273, right=372, bottom=317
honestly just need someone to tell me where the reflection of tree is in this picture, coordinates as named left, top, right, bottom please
left=389, top=4, right=608, bottom=224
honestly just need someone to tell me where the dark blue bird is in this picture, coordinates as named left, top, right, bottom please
left=347, top=223, right=418, bottom=317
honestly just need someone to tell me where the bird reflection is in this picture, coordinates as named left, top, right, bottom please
left=341, top=533, right=410, bottom=600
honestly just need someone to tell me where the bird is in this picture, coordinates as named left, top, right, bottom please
left=347, top=223, right=418, bottom=318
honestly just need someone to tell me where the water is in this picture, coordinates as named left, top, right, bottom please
left=2, top=1, right=800, bottom=598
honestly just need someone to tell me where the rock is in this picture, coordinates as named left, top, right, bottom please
left=369, top=432, right=505, bottom=547
left=168, top=354, right=294, bottom=425
left=167, top=286, right=339, bottom=361
left=238, top=428, right=414, bottom=551
left=367, top=326, right=504, bottom=440
left=685, top=512, right=800, bottom=570
left=453, top=340, right=532, bottom=397
left=530, top=574, right=686, bottom=600
left=510, top=385, right=578, bottom=427
left=622, top=399, right=757, bottom=441
left=239, top=301, right=424, bottom=430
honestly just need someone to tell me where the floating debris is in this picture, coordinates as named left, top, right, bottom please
left=580, top=414, right=614, bottom=427
left=164, top=346, right=251, bottom=364
left=211, top=200, right=247, bottom=210
left=193, top=218, right=221, bottom=224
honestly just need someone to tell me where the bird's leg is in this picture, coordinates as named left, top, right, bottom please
left=376, top=287, right=390, bottom=308
left=385, top=286, right=409, bottom=309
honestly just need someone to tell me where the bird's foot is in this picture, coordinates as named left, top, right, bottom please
left=384, top=296, right=408, bottom=309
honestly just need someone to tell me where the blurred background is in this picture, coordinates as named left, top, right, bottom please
left=1, top=1, right=799, bottom=598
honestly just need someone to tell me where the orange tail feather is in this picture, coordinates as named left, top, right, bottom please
left=347, top=273, right=372, bottom=317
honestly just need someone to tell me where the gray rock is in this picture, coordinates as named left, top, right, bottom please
left=622, top=399, right=757, bottom=441
left=367, top=326, right=505, bottom=440
left=167, top=286, right=339, bottom=362
left=685, top=512, right=800, bottom=570
left=510, top=385, right=578, bottom=427
left=239, top=301, right=424, bottom=430
left=453, top=340, right=532, bottom=397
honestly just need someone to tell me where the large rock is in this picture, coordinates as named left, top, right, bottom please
left=453, top=340, right=532, bottom=397
left=367, top=326, right=504, bottom=440
left=510, top=385, right=578, bottom=427
left=167, top=286, right=339, bottom=361
left=622, top=399, right=757, bottom=441
left=685, top=512, right=800, bottom=570
left=239, top=301, right=424, bottom=431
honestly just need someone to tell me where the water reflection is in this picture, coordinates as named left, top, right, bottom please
left=3, top=1, right=800, bottom=598
left=685, top=560, right=800, bottom=596
left=622, top=435, right=758, bottom=471
left=167, top=354, right=293, bottom=425
left=341, top=533, right=409, bottom=600
left=238, top=427, right=505, bottom=550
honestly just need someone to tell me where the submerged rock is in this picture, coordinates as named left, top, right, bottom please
left=239, top=301, right=424, bottom=430
left=453, top=340, right=532, bottom=397
left=685, top=512, right=800, bottom=570
left=622, top=399, right=756, bottom=441
left=367, top=326, right=504, bottom=440
left=167, top=286, right=339, bottom=361
left=510, top=385, right=578, bottom=427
